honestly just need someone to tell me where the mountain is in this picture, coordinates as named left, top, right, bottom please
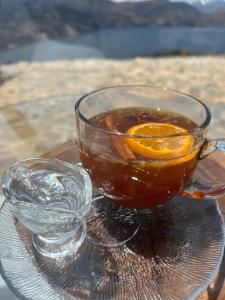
left=194, top=0, right=225, bottom=14
left=194, top=0, right=225, bottom=26
left=206, top=9, right=225, bottom=26
left=0, top=0, right=205, bottom=49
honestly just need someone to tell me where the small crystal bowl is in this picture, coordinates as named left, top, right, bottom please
left=1, top=158, right=92, bottom=259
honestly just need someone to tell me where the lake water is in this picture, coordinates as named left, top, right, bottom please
left=1, top=27, right=225, bottom=63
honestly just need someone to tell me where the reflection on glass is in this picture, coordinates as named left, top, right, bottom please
left=1, top=158, right=92, bottom=258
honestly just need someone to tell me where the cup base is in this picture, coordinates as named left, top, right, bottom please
left=33, top=221, right=86, bottom=259
left=86, top=196, right=140, bottom=247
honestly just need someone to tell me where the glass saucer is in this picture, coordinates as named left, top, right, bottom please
left=0, top=196, right=224, bottom=300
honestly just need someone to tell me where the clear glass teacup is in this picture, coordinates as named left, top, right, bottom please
left=1, top=158, right=92, bottom=258
left=75, top=85, right=225, bottom=209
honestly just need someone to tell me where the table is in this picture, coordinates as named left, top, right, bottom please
left=0, top=95, right=225, bottom=299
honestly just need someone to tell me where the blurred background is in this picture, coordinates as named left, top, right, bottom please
left=1, top=0, right=225, bottom=107
left=1, top=0, right=225, bottom=104
left=0, top=1, right=225, bottom=299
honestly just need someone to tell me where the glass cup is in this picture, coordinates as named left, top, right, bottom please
left=1, top=158, right=92, bottom=259
left=75, top=85, right=225, bottom=245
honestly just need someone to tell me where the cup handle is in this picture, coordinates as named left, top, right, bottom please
left=181, top=138, right=225, bottom=199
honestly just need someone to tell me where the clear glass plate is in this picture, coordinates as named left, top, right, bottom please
left=0, top=196, right=224, bottom=300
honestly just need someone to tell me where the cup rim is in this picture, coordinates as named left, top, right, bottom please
left=75, top=85, right=211, bottom=138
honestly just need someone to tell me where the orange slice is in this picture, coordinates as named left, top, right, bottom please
left=126, top=122, right=193, bottom=160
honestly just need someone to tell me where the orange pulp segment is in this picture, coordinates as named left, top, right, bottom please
left=126, top=122, right=194, bottom=160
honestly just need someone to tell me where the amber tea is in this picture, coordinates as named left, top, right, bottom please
left=78, top=107, right=202, bottom=208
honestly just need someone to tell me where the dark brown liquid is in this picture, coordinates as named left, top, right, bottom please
left=79, top=108, right=202, bottom=208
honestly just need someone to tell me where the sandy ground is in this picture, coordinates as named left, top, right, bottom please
left=0, top=56, right=225, bottom=107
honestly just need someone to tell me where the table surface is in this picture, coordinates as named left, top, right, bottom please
left=0, top=95, right=225, bottom=300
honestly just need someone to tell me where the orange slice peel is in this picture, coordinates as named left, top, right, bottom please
left=126, top=122, right=194, bottom=160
